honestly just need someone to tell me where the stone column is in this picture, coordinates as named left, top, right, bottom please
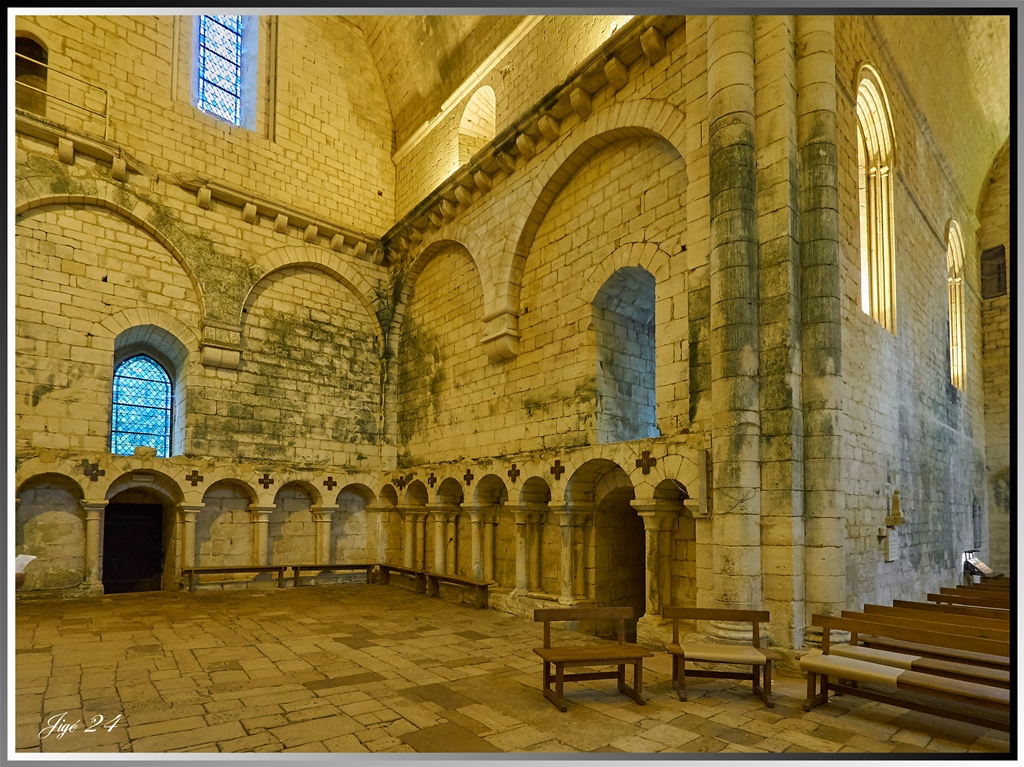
left=81, top=499, right=108, bottom=586
left=445, top=509, right=460, bottom=575
left=414, top=513, right=427, bottom=569
left=797, top=15, right=845, bottom=647
left=707, top=14, right=763, bottom=626
left=526, top=505, right=548, bottom=593
left=551, top=502, right=591, bottom=605
left=313, top=506, right=335, bottom=564
left=401, top=508, right=416, bottom=567
left=513, top=510, right=530, bottom=594
left=178, top=503, right=204, bottom=569
left=250, top=505, right=275, bottom=565
left=429, top=505, right=450, bottom=573
left=482, top=509, right=497, bottom=582
left=365, top=502, right=391, bottom=562
left=633, top=503, right=680, bottom=621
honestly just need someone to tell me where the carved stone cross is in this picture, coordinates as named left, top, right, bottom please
left=636, top=450, right=657, bottom=475
left=507, top=464, right=521, bottom=484
left=84, top=463, right=105, bottom=482
left=394, top=476, right=408, bottom=490
left=323, top=476, right=337, bottom=491
left=427, top=472, right=437, bottom=488
left=550, top=460, right=565, bottom=480
left=463, top=469, right=474, bottom=486
left=258, top=473, right=274, bottom=489
left=185, top=470, right=204, bottom=487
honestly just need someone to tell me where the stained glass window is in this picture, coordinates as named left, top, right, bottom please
left=197, top=15, right=243, bottom=125
left=111, top=355, right=173, bottom=458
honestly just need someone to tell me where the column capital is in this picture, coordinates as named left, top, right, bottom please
left=312, top=505, right=337, bottom=521
left=249, top=504, right=276, bottom=519
left=80, top=498, right=109, bottom=511
left=549, top=501, right=592, bottom=526
left=631, top=500, right=683, bottom=531
left=398, top=506, right=429, bottom=522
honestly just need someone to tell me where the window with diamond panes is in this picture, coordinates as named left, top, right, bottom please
left=111, top=355, right=173, bottom=458
left=197, top=15, right=243, bottom=125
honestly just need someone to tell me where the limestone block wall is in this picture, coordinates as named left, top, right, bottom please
left=15, top=135, right=387, bottom=469
left=835, top=17, right=990, bottom=605
left=15, top=14, right=394, bottom=234
left=16, top=480, right=86, bottom=591
left=395, top=133, right=689, bottom=466
left=977, top=142, right=1011, bottom=573
left=195, top=484, right=255, bottom=572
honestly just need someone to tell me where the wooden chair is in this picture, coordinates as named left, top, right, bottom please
left=662, top=606, right=774, bottom=707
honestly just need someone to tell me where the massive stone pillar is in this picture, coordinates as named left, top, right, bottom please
left=707, top=14, right=763, bottom=626
left=796, top=15, right=846, bottom=645
left=81, top=499, right=108, bottom=587
left=178, top=503, right=204, bottom=569
left=250, top=505, right=275, bottom=565
left=753, top=15, right=806, bottom=650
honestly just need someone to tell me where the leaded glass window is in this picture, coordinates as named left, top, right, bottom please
left=111, top=355, right=173, bottom=458
left=197, top=15, right=243, bottom=125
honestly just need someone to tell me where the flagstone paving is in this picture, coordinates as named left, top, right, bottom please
left=14, top=584, right=1013, bottom=754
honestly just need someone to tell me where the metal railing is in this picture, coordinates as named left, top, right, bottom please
left=15, top=52, right=110, bottom=140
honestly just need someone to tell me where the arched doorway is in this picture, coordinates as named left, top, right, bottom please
left=102, top=488, right=168, bottom=593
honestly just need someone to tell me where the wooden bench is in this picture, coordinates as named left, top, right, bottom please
left=181, top=565, right=288, bottom=592
left=533, top=607, right=653, bottom=711
left=801, top=613, right=1010, bottom=732
left=926, top=591, right=1010, bottom=609
left=662, top=607, right=774, bottom=707
left=290, top=563, right=376, bottom=587
left=377, top=563, right=427, bottom=594
left=891, top=599, right=1010, bottom=620
left=425, top=572, right=494, bottom=609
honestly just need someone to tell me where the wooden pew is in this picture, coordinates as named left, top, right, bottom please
left=891, top=599, right=1010, bottom=620
left=927, top=591, right=1011, bottom=609
left=801, top=613, right=1010, bottom=732
left=180, top=564, right=288, bottom=592
left=290, top=563, right=376, bottom=587
left=376, top=563, right=427, bottom=594
left=424, top=571, right=494, bottom=609
left=661, top=606, right=774, bottom=707
left=533, top=607, right=653, bottom=711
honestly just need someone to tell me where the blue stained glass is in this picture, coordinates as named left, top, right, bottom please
left=111, top=355, right=173, bottom=458
left=197, top=15, right=242, bottom=125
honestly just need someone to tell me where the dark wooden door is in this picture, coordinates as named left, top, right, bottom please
left=102, top=503, right=164, bottom=593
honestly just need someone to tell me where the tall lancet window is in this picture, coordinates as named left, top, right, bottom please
left=857, top=64, right=898, bottom=334
left=946, top=220, right=967, bottom=390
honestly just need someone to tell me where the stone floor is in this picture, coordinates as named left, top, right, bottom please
left=14, top=583, right=1013, bottom=755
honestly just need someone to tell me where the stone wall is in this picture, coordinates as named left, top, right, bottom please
left=977, top=141, right=1011, bottom=574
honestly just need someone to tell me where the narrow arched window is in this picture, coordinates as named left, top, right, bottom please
left=194, top=15, right=258, bottom=128
left=459, top=87, right=496, bottom=166
left=111, top=355, right=174, bottom=458
left=946, top=220, right=966, bottom=390
left=857, top=64, right=897, bottom=334
left=15, top=36, right=48, bottom=115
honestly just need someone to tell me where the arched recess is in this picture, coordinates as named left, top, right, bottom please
left=474, top=473, right=509, bottom=586
left=245, top=247, right=384, bottom=347
left=268, top=482, right=317, bottom=565
left=499, top=99, right=688, bottom=316
left=396, top=239, right=486, bottom=453
left=332, top=483, right=377, bottom=563
left=592, top=266, right=659, bottom=443
left=16, top=473, right=86, bottom=591
left=392, top=232, right=491, bottom=351
left=238, top=264, right=382, bottom=458
left=103, top=470, right=185, bottom=593
left=15, top=192, right=207, bottom=321
left=197, top=479, right=258, bottom=574
left=459, top=86, right=496, bottom=166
